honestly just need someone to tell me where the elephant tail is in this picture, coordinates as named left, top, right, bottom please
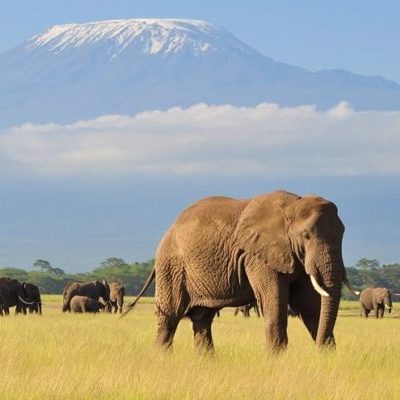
left=343, top=276, right=360, bottom=296
left=121, top=269, right=155, bottom=318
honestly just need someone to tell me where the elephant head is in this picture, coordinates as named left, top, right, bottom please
left=22, top=282, right=42, bottom=314
left=375, top=288, right=392, bottom=313
left=110, top=282, right=125, bottom=312
left=237, top=191, right=354, bottom=347
left=97, top=280, right=110, bottom=303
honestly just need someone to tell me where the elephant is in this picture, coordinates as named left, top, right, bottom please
left=0, top=277, right=35, bottom=315
left=123, top=190, right=359, bottom=352
left=22, top=282, right=42, bottom=314
left=108, top=282, right=125, bottom=314
left=234, top=301, right=260, bottom=317
left=62, top=280, right=110, bottom=312
left=70, top=295, right=105, bottom=313
left=360, top=287, right=392, bottom=318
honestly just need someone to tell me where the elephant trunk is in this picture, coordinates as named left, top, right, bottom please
left=307, top=245, right=344, bottom=347
left=316, top=291, right=340, bottom=347
left=384, top=295, right=392, bottom=313
left=316, top=263, right=343, bottom=347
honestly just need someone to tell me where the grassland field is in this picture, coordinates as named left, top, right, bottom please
left=0, top=296, right=399, bottom=400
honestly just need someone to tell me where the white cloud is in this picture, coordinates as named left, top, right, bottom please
left=1, top=102, right=400, bottom=177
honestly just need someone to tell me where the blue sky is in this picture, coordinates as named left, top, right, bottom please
left=1, top=0, right=400, bottom=83
left=0, top=1, right=399, bottom=272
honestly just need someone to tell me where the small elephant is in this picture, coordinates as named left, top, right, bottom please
left=234, top=301, right=260, bottom=317
left=108, top=282, right=125, bottom=314
left=360, top=287, right=392, bottom=318
left=70, top=295, right=105, bottom=313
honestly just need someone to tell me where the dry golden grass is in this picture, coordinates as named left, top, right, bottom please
left=0, top=297, right=399, bottom=399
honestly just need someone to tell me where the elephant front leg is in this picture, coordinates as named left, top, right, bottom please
left=246, top=267, right=289, bottom=351
left=263, top=295, right=289, bottom=351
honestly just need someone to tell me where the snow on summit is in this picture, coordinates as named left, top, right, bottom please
left=28, top=18, right=251, bottom=57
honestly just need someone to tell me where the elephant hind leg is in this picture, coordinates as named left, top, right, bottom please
left=156, top=315, right=180, bottom=350
left=189, top=307, right=216, bottom=352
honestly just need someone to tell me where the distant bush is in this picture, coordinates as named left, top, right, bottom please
left=2, top=257, right=399, bottom=298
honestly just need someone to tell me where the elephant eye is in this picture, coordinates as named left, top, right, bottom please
left=302, top=231, right=310, bottom=240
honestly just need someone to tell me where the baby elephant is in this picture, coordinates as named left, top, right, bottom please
left=70, top=295, right=105, bottom=313
left=360, top=287, right=392, bottom=318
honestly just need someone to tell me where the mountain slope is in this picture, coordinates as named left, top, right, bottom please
left=1, top=18, right=400, bottom=128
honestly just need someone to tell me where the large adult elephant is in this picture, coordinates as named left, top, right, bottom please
left=124, top=190, right=359, bottom=351
left=0, top=277, right=35, bottom=315
left=22, top=282, right=42, bottom=314
left=360, top=287, right=392, bottom=318
left=62, top=280, right=110, bottom=312
left=108, top=282, right=125, bottom=314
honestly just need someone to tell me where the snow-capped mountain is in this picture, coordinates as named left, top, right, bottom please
left=28, top=19, right=254, bottom=57
left=1, top=18, right=400, bottom=128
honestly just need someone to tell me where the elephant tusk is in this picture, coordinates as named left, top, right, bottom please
left=18, top=296, right=35, bottom=305
left=342, top=277, right=360, bottom=296
left=385, top=304, right=392, bottom=309
left=310, top=275, right=330, bottom=297
left=117, top=300, right=122, bottom=309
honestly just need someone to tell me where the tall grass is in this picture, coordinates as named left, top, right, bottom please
left=0, top=297, right=398, bottom=399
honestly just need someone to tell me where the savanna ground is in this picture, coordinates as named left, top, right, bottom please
left=0, top=296, right=399, bottom=400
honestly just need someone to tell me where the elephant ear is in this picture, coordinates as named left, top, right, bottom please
left=235, top=191, right=298, bottom=274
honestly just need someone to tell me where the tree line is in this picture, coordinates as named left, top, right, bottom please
left=0, top=258, right=155, bottom=295
left=343, top=258, right=400, bottom=299
left=1, top=257, right=399, bottom=298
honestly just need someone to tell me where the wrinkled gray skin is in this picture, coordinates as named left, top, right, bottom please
left=70, top=295, right=105, bottom=313
left=0, top=277, right=34, bottom=315
left=108, top=282, right=125, bottom=314
left=125, top=191, right=355, bottom=352
left=234, top=301, right=260, bottom=317
left=62, top=280, right=110, bottom=312
left=22, top=282, right=42, bottom=314
left=360, top=287, right=392, bottom=318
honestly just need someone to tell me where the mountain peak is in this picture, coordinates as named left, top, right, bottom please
left=27, top=18, right=249, bottom=57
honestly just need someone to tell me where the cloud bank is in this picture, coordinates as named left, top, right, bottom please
left=1, top=102, right=399, bottom=177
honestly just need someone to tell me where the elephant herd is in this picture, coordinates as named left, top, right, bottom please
left=0, top=277, right=125, bottom=315
left=62, top=280, right=125, bottom=314
left=0, top=277, right=42, bottom=315
left=0, top=190, right=397, bottom=356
